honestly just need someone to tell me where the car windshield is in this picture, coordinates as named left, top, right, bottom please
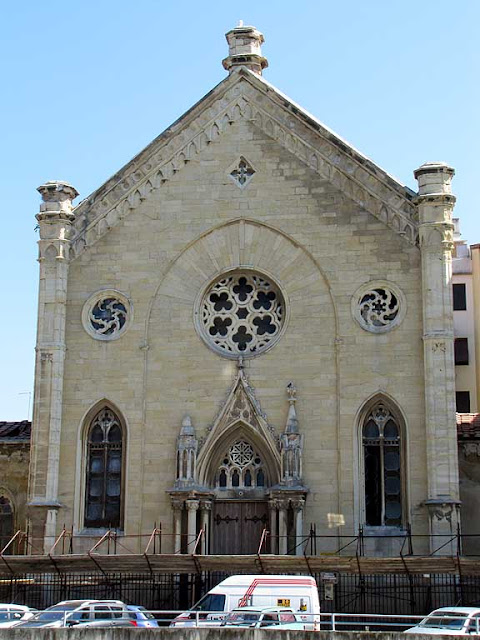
left=225, top=612, right=262, bottom=626
left=31, top=604, right=79, bottom=621
left=191, top=594, right=226, bottom=612
left=420, top=612, right=468, bottom=629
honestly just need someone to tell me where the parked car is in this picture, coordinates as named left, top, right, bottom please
left=0, top=605, right=36, bottom=628
left=12, top=599, right=135, bottom=628
left=126, top=605, right=159, bottom=628
left=405, top=607, right=480, bottom=635
left=220, top=607, right=306, bottom=630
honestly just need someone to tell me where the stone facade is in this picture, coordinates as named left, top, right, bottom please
left=24, top=24, right=461, bottom=555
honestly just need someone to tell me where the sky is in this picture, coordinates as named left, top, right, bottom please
left=0, top=0, right=477, bottom=421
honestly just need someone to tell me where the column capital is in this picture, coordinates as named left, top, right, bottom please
left=171, top=498, right=184, bottom=512
left=291, top=498, right=305, bottom=512
left=414, top=162, right=454, bottom=195
left=200, top=500, right=212, bottom=511
left=36, top=180, right=78, bottom=222
left=186, top=498, right=200, bottom=512
left=424, top=497, right=461, bottom=523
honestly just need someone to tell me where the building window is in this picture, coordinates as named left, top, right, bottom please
left=197, top=270, right=286, bottom=358
left=363, top=403, right=402, bottom=527
left=456, top=391, right=471, bottom=413
left=455, top=338, right=469, bottom=365
left=453, top=283, right=467, bottom=311
left=215, top=440, right=267, bottom=489
left=352, top=281, right=406, bottom=334
left=85, top=408, right=123, bottom=528
left=0, top=496, right=13, bottom=553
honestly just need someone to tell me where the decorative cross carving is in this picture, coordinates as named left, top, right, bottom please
left=230, top=157, right=255, bottom=187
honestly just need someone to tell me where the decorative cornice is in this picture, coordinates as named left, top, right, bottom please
left=70, top=72, right=418, bottom=259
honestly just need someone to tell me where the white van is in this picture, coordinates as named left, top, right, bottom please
left=170, top=574, right=320, bottom=629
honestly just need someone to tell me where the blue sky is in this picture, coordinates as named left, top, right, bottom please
left=0, top=1, right=477, bottom=420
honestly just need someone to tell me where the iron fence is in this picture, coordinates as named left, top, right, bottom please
left=1, top=571, right=480, bottom=616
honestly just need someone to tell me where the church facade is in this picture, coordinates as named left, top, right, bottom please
left=26, top=25, right=460, bottom=556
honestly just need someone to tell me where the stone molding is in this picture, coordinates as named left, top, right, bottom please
left=196, top=361, right=280, bottom=485
left=69, top=72, right=418, bottom=259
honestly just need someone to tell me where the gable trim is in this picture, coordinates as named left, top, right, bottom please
left=70, top=73, right=418, bottom=259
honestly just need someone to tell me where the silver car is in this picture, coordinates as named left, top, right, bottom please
left=221, top=606, right=306, bottom=630
left=12, top=599, right=135, bottom=628
left=0, top=605, right=36, bottom=628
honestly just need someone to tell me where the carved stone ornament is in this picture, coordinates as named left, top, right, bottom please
left=424, top=498, right=461, bottom=523
left=195, top=269, right=287, bottom=358
left=228, top=156, right=255, bottom=188
left=82, top=290, right=132, bottom=341
left=352, top=280, right=406, bottom=334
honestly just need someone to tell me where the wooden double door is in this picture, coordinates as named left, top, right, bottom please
left=212, top=501, right=269, bottom=555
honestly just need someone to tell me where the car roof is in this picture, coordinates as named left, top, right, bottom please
left=0, top=605, right=30, bottom=610
left=428, top=608, right=480, bottom=615
left=54, top=600, right=124, bottom=606
left=231, top=607, right=294, bottom=613
left=219, top=575, right=315, bottom=586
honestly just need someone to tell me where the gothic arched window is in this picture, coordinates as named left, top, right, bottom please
left=85, top=408, right=123, bottom=528
left=363, top=403, right=403, bottom=527
left=215, top=440, right=267, bottom=489
left=0, top=496, right=14, bottom=552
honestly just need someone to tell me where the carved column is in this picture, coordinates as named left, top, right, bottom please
left=292, top=498, right=305, bottom=556
left=277, top=499, right=289, bottom=555
left=28, top=181, right=78, bottom=552
left=172, top=499, right=184, bottom=554
left=186, top=498, right=199, bottom=553
left=200, top=500, right=212, bottom=555
left=415, top=162, right=461, bottom=553
left=268, top=500, right=278, bottom=554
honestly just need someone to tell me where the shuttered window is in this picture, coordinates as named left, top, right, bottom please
left=455, top=338, right=469, bottom=365
left=453, top=283, right=467, bottom=310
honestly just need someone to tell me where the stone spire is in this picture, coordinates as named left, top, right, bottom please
left=222, top=22, right=268, bottom=76
left=280, top=383, right=303, bottom=486
left=175, top=415, right=198, bottom=488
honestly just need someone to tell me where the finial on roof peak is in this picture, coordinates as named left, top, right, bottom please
left=222, top=23, right=268, bottom=76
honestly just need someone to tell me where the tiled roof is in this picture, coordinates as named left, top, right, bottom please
left=457, top=413, right=480, bottom=439
left=0, top=421, right=31, bottom=441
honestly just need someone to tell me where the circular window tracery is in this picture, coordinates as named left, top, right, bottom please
left=82, top=290, right=132, bottom=341
left=196, top=271, right=286, bottom=357
left=216, top=440, right=266, bottom=489
left=352, top=281, right=405, bottom=334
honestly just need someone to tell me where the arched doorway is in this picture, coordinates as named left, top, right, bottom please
left=211, top=439, right=270, bottom=554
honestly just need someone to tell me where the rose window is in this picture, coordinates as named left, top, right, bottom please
left=82, top=290, right=132, bottom=341
left=198, top=271, right=285, bottom=357
left=352, top=282, right=405, bottom=334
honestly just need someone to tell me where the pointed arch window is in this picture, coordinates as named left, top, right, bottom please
left=215, top=440, right=267, bottom=489
left=85, top=408, right=123, bottom=528
left=363, top=403, right=403, bottom=527
left=0, top=496, right=14, bottom=553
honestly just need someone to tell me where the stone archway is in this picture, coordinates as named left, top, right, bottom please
left=208, top=436, right=272, bottom=555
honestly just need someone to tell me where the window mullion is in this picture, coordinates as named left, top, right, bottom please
left=102, top=443, right=108, bottom=524
left=380, top=433, right=385, bottom=526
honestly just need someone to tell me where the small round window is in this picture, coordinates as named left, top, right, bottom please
left=352, top=281, right=405, bottom=334
left=196, top=270, right=286, bottom=358
left=82, top=290, right=132, bottom=341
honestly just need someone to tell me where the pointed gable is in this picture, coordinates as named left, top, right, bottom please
left=69, top=65, right=418, bottom=260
